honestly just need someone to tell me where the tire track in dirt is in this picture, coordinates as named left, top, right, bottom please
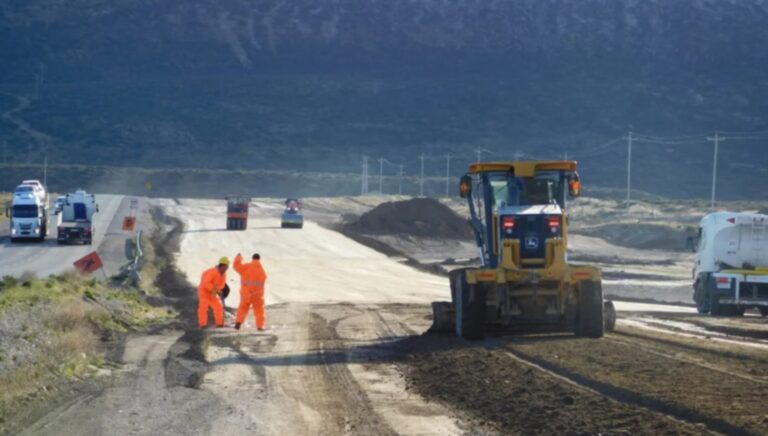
left=499, top=334, right=768, bottom=435
left=306, top=311, right=397, bottom=435
left=400, top=333, right=705, bottom=435
left=606, top=336, right=768, bottom=386
left=497, top=342, right=741, bottom=435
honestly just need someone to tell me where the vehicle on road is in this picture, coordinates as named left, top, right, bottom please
left=57, top=190, right=98, bottom=245
left=53, top=196, right=66, bottom=214
left=7, top=189, right=48, bottom=242
left=431, top=160, right=615, bottom=339
left=693, top=212, right=768, bottom=316
left=281, top=198, right=304, bottom=229
left=226, top=196, right=250, bottom=230
left=20, top=179, right=47, bottom=203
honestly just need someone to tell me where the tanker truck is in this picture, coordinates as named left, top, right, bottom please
left=693, top=212, right=768, bottom=316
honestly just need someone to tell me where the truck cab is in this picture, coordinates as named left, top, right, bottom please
left=57, top=190, right=98, bottom=245
left=693, top=212, right=768, bottom=316
left=8, top=191, right=48, bottom=242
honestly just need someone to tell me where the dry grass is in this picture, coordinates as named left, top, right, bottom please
left=0, top=192, right=9, bottom=224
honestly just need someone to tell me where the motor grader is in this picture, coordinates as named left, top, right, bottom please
left=432, top=161, right=615, bottom=339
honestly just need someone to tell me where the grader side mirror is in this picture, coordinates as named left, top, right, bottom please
left=568, top=173, right=581, bottom=197
left=459, top=175, right=472, bottom=198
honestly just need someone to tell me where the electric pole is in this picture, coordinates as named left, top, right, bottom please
left=43, top=154, right=48, bottom=188
left=475, top=148, right=482, bottom=163
left=707, top=132, right=723, bottom=210
left=445, top=153, right=452, bottom=197
left=419, top=153, right=425, bottom=196
left=398, top=165, right=404, bottom=195
left=361, top=156, right=369, bottom=195
left=2, top=141, right=6, bottom=165
left=379, top=157, right=384, bottom=194
left=626, top=131, right=633, bottom=211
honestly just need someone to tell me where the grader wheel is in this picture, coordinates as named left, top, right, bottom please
left=575, top=281, right=605, bottom=338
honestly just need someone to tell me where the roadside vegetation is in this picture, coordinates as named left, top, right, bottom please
left=0, top=266, right=173, bottom=428
left=0, top=192, right=9, bottom=224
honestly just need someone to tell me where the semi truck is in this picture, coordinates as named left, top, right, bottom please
left=693, top=212, right=768, bottom=316
left=57, top=190, right=99, bottom=245
left=7, top=188, right=48, bottom=242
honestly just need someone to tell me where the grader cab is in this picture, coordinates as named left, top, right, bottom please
left=432, top=161, right=615, bottom=339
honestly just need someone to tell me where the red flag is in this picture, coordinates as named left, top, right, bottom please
left=74, top=251, right=103, bottom=274
left=122, top=216, right=136, bottom=231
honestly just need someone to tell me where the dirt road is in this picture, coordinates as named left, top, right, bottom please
left=13, top=197, right=768, bottom=435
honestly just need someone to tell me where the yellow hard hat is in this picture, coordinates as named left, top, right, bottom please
left=218, top=256, right=230, bottom=265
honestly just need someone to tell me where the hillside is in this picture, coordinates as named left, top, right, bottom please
left=1, top=0, right=767, bottom=199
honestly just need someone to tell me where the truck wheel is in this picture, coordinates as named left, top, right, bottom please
left=455, top=271, right=485, bottom=340
left=693, top=279, right=710, bottom=314
left=575, top=281, right=604, bottom=338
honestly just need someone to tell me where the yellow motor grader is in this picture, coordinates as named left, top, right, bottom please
left=432, top=161, right=615, bottom=339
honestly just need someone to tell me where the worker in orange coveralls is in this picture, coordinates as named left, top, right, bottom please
left=198, top=256, right=229, bottom=329
left=233, top=253, right=267, bottom=330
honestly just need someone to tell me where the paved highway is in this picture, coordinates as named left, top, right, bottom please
left=0, top=194, right=130, bottom=278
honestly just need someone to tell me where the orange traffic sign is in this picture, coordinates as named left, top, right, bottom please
left=73, top=251, right=103, bottom=274
left=122, top=216, right=136, bottom=231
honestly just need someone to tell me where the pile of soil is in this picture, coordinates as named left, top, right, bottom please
left=343, top=198, right=473, bottom=240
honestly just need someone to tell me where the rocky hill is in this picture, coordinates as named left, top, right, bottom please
left=1, top=0, right=767, bottom=198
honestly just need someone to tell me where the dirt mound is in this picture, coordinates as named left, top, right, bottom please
left=343, top=198, right=473, bottom=240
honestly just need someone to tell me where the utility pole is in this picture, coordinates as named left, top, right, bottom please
left=707, top=132, right=723, bottom=210
left=398, top=165, right=404, bottom=195
left=361, top=156, right=369, bottom=195
left=475, top=148, right=482, bottom=163
left=626, top=131, right=633, bottom=211
left=419, top=153, right=425, bottom=196
left=514, top=150, right=521, bottom=161
left=43, top=154, right=48, bottom=188
left=2, top=141, right=6, bottom=165
left=379, top=157, right=384, bottom=194
left=445, top=153, right=452, bottom=197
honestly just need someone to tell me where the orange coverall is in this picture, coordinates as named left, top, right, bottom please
left=233, top=254, right=267, bottom=329
left=198, top=266, right=227, bottom=328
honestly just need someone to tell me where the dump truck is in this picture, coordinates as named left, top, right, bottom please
left=431, top=161, right=615, bottom=339
left=7, top=189, right=48, bottom=242
left=226, top=196, right=250, bottom=230
left=57, top=190, right=98, bottom=245
left=693, top=212, right=768, bottom=316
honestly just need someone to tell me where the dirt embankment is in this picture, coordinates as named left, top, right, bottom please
left=342, top=197, right=473, bottom=240
left=574, top=223, right=694, bottom=252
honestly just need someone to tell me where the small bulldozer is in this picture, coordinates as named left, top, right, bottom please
left=432, top=161, right=615, bottom=339
left=226, top=196, right=250, bottom=230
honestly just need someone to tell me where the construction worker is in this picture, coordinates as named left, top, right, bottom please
left=233, top=253, right=267, bottom=330
left=198, top=257, right=229, bottom=329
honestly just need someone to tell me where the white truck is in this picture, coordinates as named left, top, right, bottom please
left=56, top=190, right=98, bottom=245
left=7, top=189, right=48, bottom=242
left=693, top=212, right=768, bottom=316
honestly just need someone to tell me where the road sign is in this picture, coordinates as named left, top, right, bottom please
left=73, top=251, right=103, bottom=274
left=122, top=216, right=136, bottom=231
